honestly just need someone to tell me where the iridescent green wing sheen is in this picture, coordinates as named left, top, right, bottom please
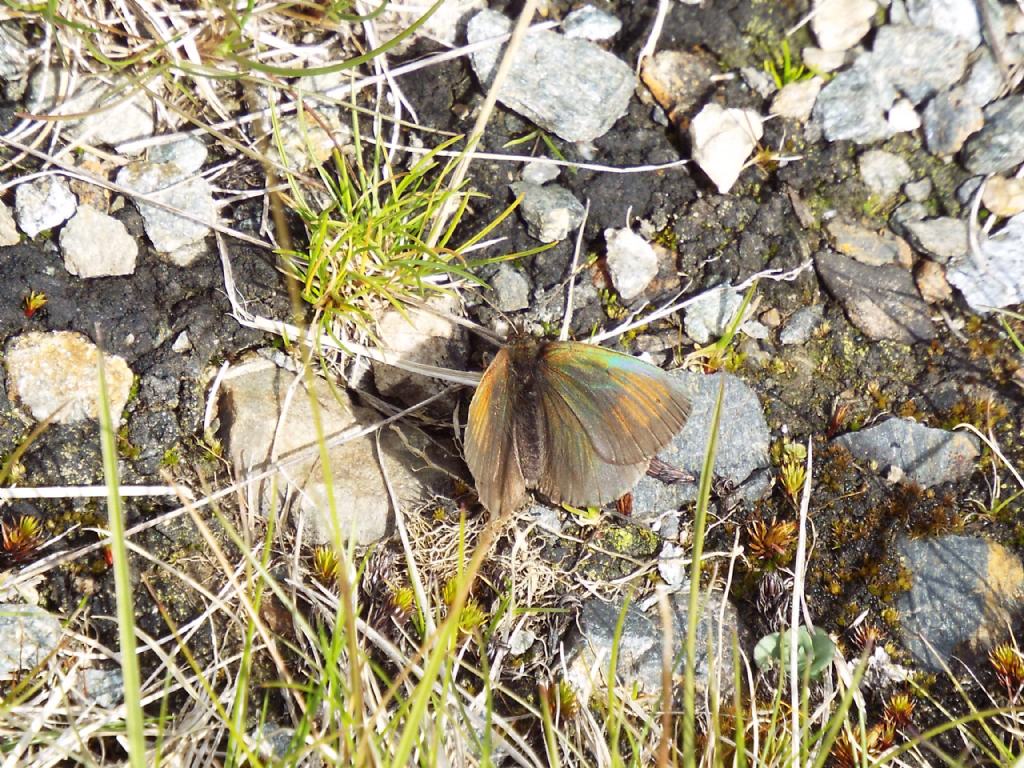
left=532, top=381, right=649, bottom=507
left=537, top=341, right=691, bottom=465
left=465, top=349, right=526, bottom=517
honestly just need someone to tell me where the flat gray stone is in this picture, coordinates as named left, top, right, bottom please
left=906, top=0, right=981, bottom=49
left=947, top=213, right=1024, bottom=311
left=904, top=177, right=933, bottom=202
left=14, top=176, right=77, bottom=238
left=468, top=10, right=635, bottom=143
left=780, top=304, right=825, bottom=345
left=59, top=204, right=137, bottom=278
left=562, top=5, right=622, bottom=40
left=683, top=285, right=767, bottom=344
left=868, top=25, right=970, bottom=105
left=0, top=24, right=31, bottom=100
left=0, top=604, right=63, bottom=679
left=834, top=418, right=978, bottom=486
left=962, top=48, right=1004, bottom=108
left=218, top=360, right=459, bottom=547
left=858, top=150, right=912, bottom=198
left=923, top=88, right=984, bottom=156
left=4, top=331, right=134, bottom=424
left=897, top=536, right=1023, bottom=671
left=815, top=250, right=935, bottom=343
left=80, top=668, right=124, bottom=708
left=511, top=181, right=585, bottom=242
left=117, top=159, right=214, bottom=260
left=629, top=371, right=771, bottom=518
left=963, top=97, right=1024, bottom=174
left=814, top=63, right=897, bottom=144
left=903, top=217, right=968, bottom=264
left=827, top=220, right=912, bottom=267
left=490, top=263, right=530, bottom=312
left=564, top=590, right=748, bottom=707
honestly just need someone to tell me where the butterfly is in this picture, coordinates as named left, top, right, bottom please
left=464, top=337, right=691, bottom=517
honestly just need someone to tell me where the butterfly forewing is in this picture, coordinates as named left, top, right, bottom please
left=465, top=348, right=526, bottom=516
left=537, top=342, right=691, bottom=465
left=534, top=380, right=650, bottom=506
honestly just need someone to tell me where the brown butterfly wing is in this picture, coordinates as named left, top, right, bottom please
left=537, top=342, right=691, bottom=465
left=465, top=348, right=527, bottom=517
left=532, top=384, right=649, bottom=507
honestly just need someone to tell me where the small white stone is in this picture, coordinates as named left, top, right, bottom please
left=802, top=46, right=848, bottom=72
left=887, top=98, right=922, bottom=132
left=60, top=204, right=137, bottom=278
left=812, top=0, right=878, bottom=51
left=0, top=201, right=19, bottom=246
left=562, top=5, right=622, bottom=40
left=658, top=542, right=687, bottom=587
left=14, top=177, right=77, bottom=238
left=770, top=77, right=823, bottom=121
left=508, top=627, right=537, bottom=656
left=172, top=332, right=192, bottom=353
left=605, top=228, right=659, bottom=301
left=521, top=159, right=559, bottom=185
left=690, top=104, right=763, bottom=194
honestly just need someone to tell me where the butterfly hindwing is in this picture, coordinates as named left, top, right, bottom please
left=536, top=342, right=691, bottom=466
left=464, top=348, right=526, bottom=516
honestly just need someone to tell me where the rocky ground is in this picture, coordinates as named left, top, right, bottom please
left=1, top=0, right=1023, bottom=764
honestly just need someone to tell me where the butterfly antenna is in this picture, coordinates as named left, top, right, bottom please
left=559, top=199, right=590, bottom=341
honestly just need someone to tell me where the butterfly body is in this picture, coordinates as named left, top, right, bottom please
left=465, top=338, right=691, bottom=517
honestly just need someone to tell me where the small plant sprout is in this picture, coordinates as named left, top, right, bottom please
left=388, top=585, right=415, bottom=619
left=442, top=578, right=488, bottom=636
left=772, top=438, right=808, bottom=504
left=22, top=290, right=47, bottom=318
left=762, top=39, right=819, bottom=89
left=746, top=517, right=798, bottom=566
left=311, top=545, right=341, bottom=587
left=989, top=642, right=1024, bottom=698
left=883, top=691, right=916, bottom=729
left=2, top=514, right=45, bottom=562
left=540, top=678, right=580, bottom=721
left=851, top=620, right=884, bottom=652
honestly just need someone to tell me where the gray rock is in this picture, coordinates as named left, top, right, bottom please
left=947, top=212, right=1024, bottom=310
left=827, top=220, right=912, bottom=267
left=0, top=604, right=63, bottom=679
left=906, top=0, right=981, bottom=49
left=858, top=150, right=912, bottom=198
left=780, top=304, right=825, bottom=345
left=80, top=668, right=124, bottom=708
left=897, top=536, right=1023, bottom=671
left=511, top=181, right=585, bottom=242
left=0, top=24, right=31, bottom=100
left=371, top=295, right=469, bottom=411
left=770, top=77, right=824, bottom=122
left=962, top=48, right=1005, bottom=108
left=59, top=204, right=137, bottom=278
left=834, top=418, right=978, bottom=486
left=520, top=160, right=559, bottom=185
left=14, top=176, right=77, bottom=238
left=564, top=590, right=748, bottom=706
left=605, top=228, right=659, bottom=301
left=116, top=159, right=215, bottom=261
left=814, top=63, right=897, bottom=144
left=903, top=217, right=968, bottom=263
left=815, top=250, right=936, bottom=343
left=922, top=88, right=984, bottom=156
left=468, top=10, right=635, bottom=143
left=562, top=5, right=622, bottom=40
left=490, top=263, right=530, bottom=312
left=957, top=176, right=984, bottom=205
left=963, top=97, right=1024, bottom=174
left=903, top=178, right=933, bottom=202
left=890, top=201, right=930, bottom=232
left=0, top=201, right=18, bottom=246
left=149, top=136, right=208, bottom=174
left=683, top=285, right=767, bottom=344
left=4, top=331, right=134, bottom=424
left=630, top=372, right=771, bottom=517
left=27, top=68, right=156, bottom=146
left=868, top=25, right=970, bottom=105
left=218, top=359, right=458, bottom=547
